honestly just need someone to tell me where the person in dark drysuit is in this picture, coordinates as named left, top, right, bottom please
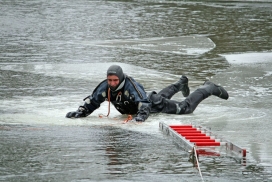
left=66, top=65, right=229, bottom=122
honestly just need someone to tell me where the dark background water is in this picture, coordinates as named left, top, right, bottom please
left=1, top=1, right=271, bottom=78
left=1, top=1, right=272, bottom=181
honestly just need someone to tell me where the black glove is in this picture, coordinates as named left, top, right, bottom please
left=66, top=106, right=88, bottom=118
left=132, top=115, right=145, bottom=122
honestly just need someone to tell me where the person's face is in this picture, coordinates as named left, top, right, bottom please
left=107, top=75, right=119, bottom=89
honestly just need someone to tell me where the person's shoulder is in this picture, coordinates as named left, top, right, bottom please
left=125, top=75, right=137, bottom=83
left=97, top=79, right=108, bottom=87
left=125, top=76, right=137, bottom=85
left=92, top=79, right=108, bottom=93
left=125, top=76, right=145, bottom=89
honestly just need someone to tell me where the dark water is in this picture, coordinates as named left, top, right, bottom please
left=1, top=0, right=272, bottom=181
left=0, top=124, right=268, bottom=182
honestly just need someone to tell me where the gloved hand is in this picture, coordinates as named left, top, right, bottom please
left=132, top=115, right=145, bottom=122
left=66, top=106, right=88, bottom=118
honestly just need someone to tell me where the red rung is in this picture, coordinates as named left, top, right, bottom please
left=173, top=128, right=197, bottom=131
left=194, top=142, right=221, bottom=146
left=177, top=130, right=202, bottom=133
left=189, top=139, right=216, bottom=143
left=179, top=133, right=206, bottom=136
left=170, top=125, right=193, bottom=129
left=185, top=136, right=211, bottom=139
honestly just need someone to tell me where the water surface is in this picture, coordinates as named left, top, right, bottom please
left=1, top=0, right=272, bottom=181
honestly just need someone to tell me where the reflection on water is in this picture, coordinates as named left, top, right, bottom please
left=0, top=125, right=269, bottom=181
left=1, top=0, right=272, bottom=181
left=0, top=125, right=194, bottom=181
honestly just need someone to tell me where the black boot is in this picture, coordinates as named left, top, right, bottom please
left=174, top=75, right=190, bottom=97
left=201, top=81, right=229, bottom=100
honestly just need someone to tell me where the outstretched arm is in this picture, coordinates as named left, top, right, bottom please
left=66, top=81, right=107, bottom=118
left=66, top=96, right=103, bottom=118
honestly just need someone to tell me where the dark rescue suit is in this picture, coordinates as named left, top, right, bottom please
left=80, top=76, right=218, bottom=119
left=66, top=65, right=229, bottom=121
left=83, top=75, right=152, bottom=121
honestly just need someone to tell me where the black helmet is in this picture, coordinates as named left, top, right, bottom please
left=107, top=65, right=126, bottom=91
left=107, top=65, right=125, bottom=82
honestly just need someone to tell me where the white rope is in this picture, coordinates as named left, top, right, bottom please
left=193, top=146, right=204, bottom=182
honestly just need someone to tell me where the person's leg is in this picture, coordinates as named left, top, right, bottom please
left=177, top=81, right=229, bottom=114
left=149, top=91, right=181, bottom=113
left=150, top=81, right=229, bottom=114
left=157, top=76, right=190, bottom=99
